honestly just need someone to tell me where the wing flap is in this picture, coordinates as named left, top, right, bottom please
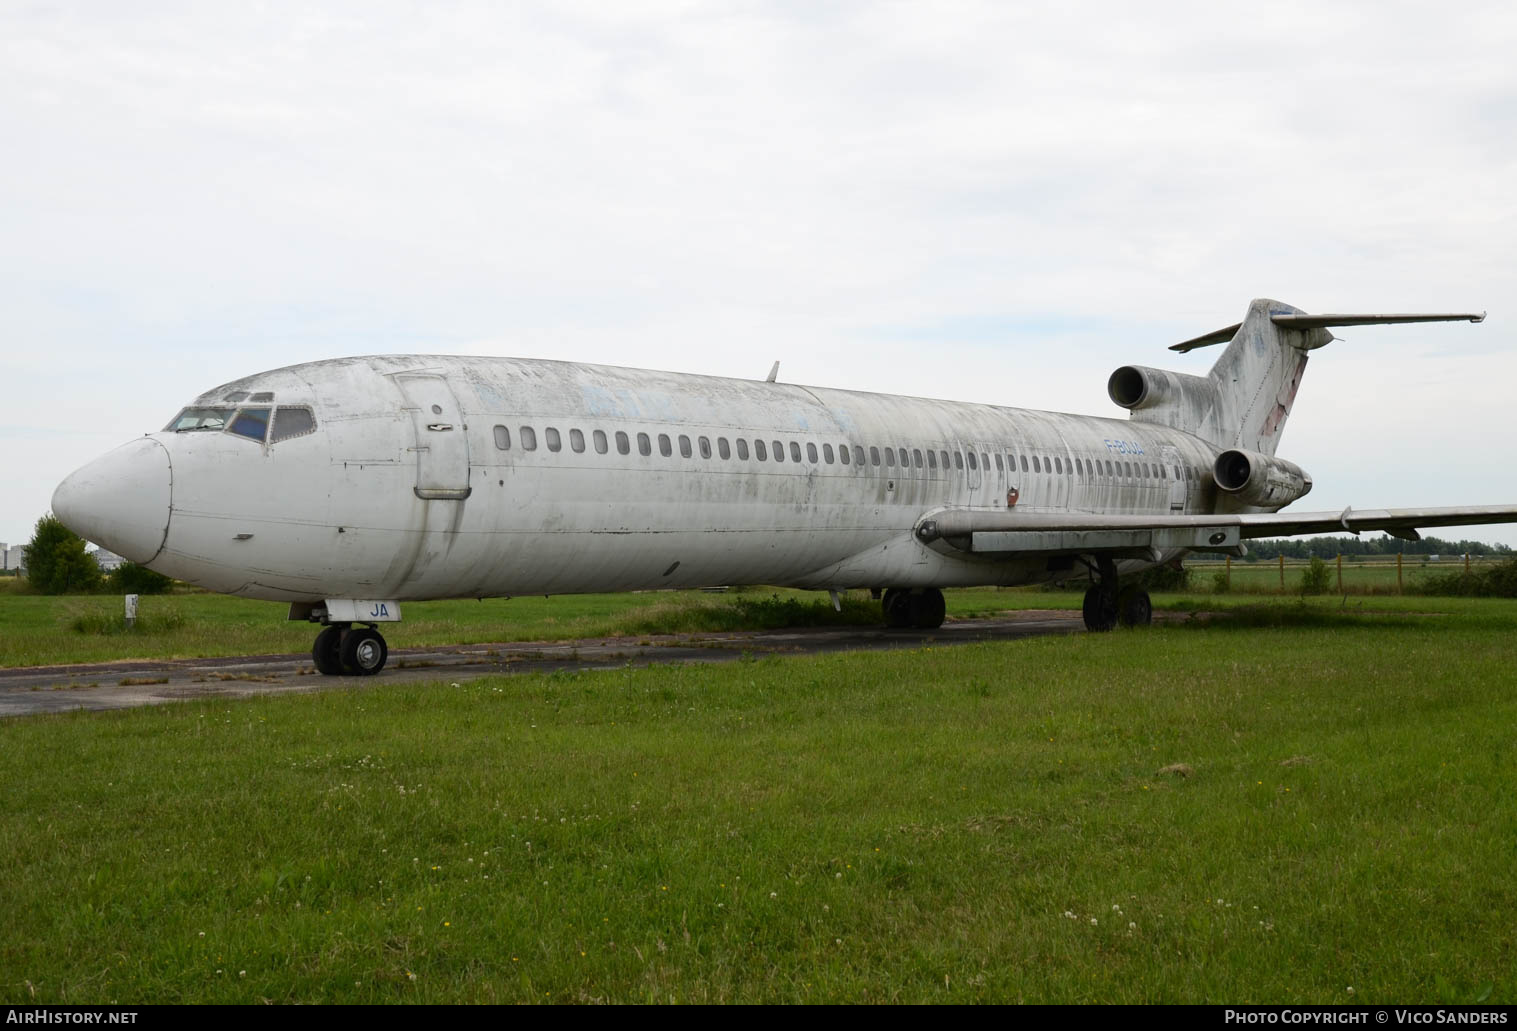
left=919, top=506, right=1517, bottom=556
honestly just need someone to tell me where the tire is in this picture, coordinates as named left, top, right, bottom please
left=1082, top=586, right=1117, bottom=632
left=340, top=627, right=388, bottom=676
left=1117, top=587, right=1153, bottom=628
left=882, top=588, right=912, bottom=629
left=312, top=626, right=345, bottom=675
left=908, top=588, right=946, bottom=629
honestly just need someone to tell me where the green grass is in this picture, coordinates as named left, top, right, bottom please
left=1194, top=558, right=1506, bottom=595
left=0, top=587, right=1088, bottom=668
left=0, top=590, right=871, bottom=668
left=2, top=582, right=1510, bottom=668
left=2, top=602, right=1515, bottom=1003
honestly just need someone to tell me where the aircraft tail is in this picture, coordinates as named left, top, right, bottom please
left=1108, top=299, right=1484, bottom=456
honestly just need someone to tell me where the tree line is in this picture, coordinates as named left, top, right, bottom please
left=1200, top=534, right=1512, bottom=561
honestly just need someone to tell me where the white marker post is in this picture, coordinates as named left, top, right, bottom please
left=124, top=594, right=138, bottom=629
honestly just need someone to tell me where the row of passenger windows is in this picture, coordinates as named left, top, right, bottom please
left=491, top=424, right=1199, bottom=482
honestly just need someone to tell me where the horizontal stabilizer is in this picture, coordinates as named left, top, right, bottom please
left=917, top=505, right=1517, bottom=558
left=1170, top=311, right=1485, bottom=353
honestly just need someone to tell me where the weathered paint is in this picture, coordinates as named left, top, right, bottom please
left=50, top=299, right=1515, bottom=612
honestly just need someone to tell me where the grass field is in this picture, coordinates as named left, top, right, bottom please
left=3, top=597, right=1516, bottom=1003
left=1194, top=557, right=1504, bottom=595
left=2, top=566, right=1504, bottom=670
left=0, top=586, right=1081, bottom=669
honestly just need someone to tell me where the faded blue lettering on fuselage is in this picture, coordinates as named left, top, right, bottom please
left=1103, top=438, right=1146, bottom=456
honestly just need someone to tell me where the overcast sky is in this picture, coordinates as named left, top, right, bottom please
left=3, top=0, right=1515, bottom=553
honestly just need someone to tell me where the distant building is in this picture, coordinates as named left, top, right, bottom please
left=91, top=548, right=126, bottom=572
left=1, top=543, right=23, bottom=573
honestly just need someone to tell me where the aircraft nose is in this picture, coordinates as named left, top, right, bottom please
left=52, top=437, right=173, bottom=564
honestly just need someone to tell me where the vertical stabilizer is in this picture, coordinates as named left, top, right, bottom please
left=1202, top=298, right=1326, bottom=456
left=1112, top=300, right=1483, bottom=457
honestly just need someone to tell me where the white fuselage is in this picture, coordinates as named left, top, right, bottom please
left=60, top=354, right=1233, bottom=603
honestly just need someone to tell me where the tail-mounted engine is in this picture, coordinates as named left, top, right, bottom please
left=1212, top=448, right=1312, bottom=509
left=1107, top=365, right=1222, bottom=436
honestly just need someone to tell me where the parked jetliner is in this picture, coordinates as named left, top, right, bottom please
left=53, top=299, right=1516, bottom=676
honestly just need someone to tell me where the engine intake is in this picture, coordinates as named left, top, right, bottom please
left=1107, top=365, right=1217, bottom=413
left=1212, top=448, right=1312, bottom=508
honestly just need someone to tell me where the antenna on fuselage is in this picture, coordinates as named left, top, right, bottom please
left=766, top=361, right=780, bottom=383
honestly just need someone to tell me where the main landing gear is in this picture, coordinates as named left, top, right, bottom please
left=312, top=624, right=389, bottom=676
left=881, top=587, right=947, bottom=630
left=1081, top=557, right=1153, bottom=632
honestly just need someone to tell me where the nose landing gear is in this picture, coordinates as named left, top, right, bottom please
left=311, top=624, right=390, bottom=676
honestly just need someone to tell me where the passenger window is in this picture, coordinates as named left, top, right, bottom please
left=659, top=434, right=673, bottom=457
left=854, top=446, right=866, bottom=466
left=994, top=454, right=1003, bottom=472
left=755, top=439, right=767, bottom=461
left=678, top=435, right=692, bottom=458
left=546, top=427, right=562, bottom=452
left=717, top=437, right=729, bottom=459
left=953, top=452, right=964, bottom=470
left=593, top=429, right=608, bottom=454
left=228, top=407, right=271, bottom=442
left=736, top=439, right=749, bottom=460
left=807, top=442, right=818, bottom=463
left=927, top=450, right=937, bottom=469
left=1032, top=456, right=1040, bottom=473
left=570, top=428, right=585, bottom=453
left=637, top=432, right=651, bottom=457
left=615, top=431, right=630, bottom=455
left=884, top=448, right=895, bottom=468
left=791, top=442, right=803, bottom=463
left=838, top=444, right=849, bottom=465
left=773, top=440, right=785, bottom=462
left=1055, top=457, right=1063, bottom=474
left=823, top=443, right=834, bottom=464
left=270, top=407, right=315, bottom=443
left=967, top=452, right=978, bottom=471
left=870, top=447, right=881, bottom=466
left=699, top=436, right=711, bottom=459
left=898, top=448, right=909, bottom=467
left=493, top=425, right=511, bottom=450
left=520, top=426, right=538, bottom=451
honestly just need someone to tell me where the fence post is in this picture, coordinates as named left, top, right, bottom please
left=1337, top=554, right=1342, bottom=593
left=124, top=593, right=138, bottom=630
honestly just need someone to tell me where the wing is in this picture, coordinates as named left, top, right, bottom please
left=915, top=506, right=1517, bottom=560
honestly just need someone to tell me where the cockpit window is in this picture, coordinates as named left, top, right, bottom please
left=270, top=406, right=316, bottom=443
left=166, top=407, right=234, bottom=431
left=227, top=407, right=271, bottom=442
left=249, top=391, right=275, bottom=402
